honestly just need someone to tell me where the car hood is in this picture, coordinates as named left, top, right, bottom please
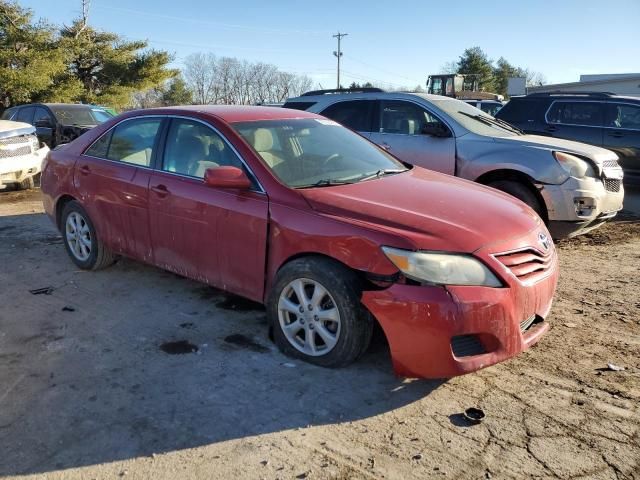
left=0, top=120, right=35, bottom=139
left=299, top=167, right=542, bottom=253
left=494, top=134, right=618, bottom=165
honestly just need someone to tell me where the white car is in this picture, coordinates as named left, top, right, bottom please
left=0, top=120, right=49, bottom=190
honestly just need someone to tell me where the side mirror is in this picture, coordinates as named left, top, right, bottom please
left=35, top=119, right=53, bottom=129
left=204, top=166, right=252, bottom=190
left=421, top=123, right=450, bottom=138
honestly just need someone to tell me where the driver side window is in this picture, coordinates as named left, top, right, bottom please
left=380, top=101, right=446, bottom=135
left=162, top=119, right=242, bottom=178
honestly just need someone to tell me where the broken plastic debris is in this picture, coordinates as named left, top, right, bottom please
left=607, top=363, right=625, bottom=371
left=281, top=362, right=296, bottom=368
left=61, top=306, right=75, bottom=312
left=29, top=286, right=54, bottom=295
left=463, top=407, right=486, bottom=424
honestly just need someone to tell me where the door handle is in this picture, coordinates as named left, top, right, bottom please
left=544, top=126, right=557, bottom=133
left=380, top=142, right=392, bottom=151
left=608, top=132, right=624, bottom=138
left=79, top=165, right=91, bottom=175
left=150, top=184, right=170, bottom=198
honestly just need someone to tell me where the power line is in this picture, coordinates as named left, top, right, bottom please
left=332, top=32, right=348, bottom=89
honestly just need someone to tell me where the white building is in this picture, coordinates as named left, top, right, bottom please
left=527, top=73, right=640, bottom=97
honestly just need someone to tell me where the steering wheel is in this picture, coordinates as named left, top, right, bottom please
left=323, top=153, right=342, bottom=167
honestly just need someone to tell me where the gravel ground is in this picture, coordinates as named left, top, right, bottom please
left=0, top=188, right=638, bottom=480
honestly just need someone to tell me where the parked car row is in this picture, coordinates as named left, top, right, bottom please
left=283, top=89, right=624, bottom=239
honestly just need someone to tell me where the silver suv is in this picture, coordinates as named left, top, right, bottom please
left=284, top=89, right=624, bottom=238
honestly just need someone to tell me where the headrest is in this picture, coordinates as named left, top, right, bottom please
left=253, top=128, right=273, bottom=152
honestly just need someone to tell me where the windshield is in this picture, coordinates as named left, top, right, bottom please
left=431, top=98, right=517, bottom=137
left=51, top=107, right=113, bottom=126
left=233, top=118, right=408, bottom=188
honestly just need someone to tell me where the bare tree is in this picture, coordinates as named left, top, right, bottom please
left=184, top=53, right=219, bottom=104
left=183, top=52, right=313, bottom=105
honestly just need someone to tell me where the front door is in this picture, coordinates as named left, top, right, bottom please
left=76, top=116, right=163, bottom=259
left=33, top=107, right=55, bottom=147
left=369, top=100, right=456, bottom=175
left=604, top=102, right=640, bottom=184
left=148, top=117, right=269, bottom=302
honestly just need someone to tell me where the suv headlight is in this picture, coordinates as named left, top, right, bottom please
left=382, top=247, right=502, bottom=287
left=553, top=152, right=597, bottom=178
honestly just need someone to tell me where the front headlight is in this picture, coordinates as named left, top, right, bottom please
left=382, top=247, right=502, bottom=287
left=553, top=151, right=597, bottom=178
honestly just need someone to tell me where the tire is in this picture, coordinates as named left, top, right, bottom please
left=487, top=179, right=545, bottom=220
left=17, top=176, right=35, bottom=190
left=61, top=201, right=117, bottom=270
left=267, top=257, right=373, bottom=368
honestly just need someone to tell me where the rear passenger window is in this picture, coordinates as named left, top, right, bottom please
left=320, top=100, right=375, bottom=132
left=546, top=101, right=603, bottom=127
left=107, top=118, right=162, bottom=166
left=282, top=101, right=317, bottom=111
left=85, top=130, right=112, bottom=158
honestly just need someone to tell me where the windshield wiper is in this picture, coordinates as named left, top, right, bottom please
left=295, top=178, right=357, bottom=189
left=457, top=111, right=523, bottom=135
left=356, top=168, right=406, bottom=182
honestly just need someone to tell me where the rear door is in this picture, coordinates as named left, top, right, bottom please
left=369, top=100, right=456, bottom=175
left=543, top=100, right=604, bottom=146
left=604, top=101, right=640, bottom=183
left=148, top=117, right=269, bottom=301
left=318, top=100, right=376, bottom=139
left=76, top=116, right=164, bottom=260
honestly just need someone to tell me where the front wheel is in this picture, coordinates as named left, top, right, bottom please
left=487, top=179, right=545, bottom=220
left=17, top=176, right=35, bottom=190
left=268, top=257, right=373, bottom=368
left=61, top=201, right=117, bottom=270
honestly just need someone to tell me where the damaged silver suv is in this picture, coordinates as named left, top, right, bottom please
left=284, top=89, right=624, bottom=238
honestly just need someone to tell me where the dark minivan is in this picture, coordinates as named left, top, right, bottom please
left=1, top=103, right=113, bottom=148
left=496, top=92, right=640, bottom=184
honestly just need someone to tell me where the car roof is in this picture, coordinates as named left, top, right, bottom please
left=514, top=94, right=640, bottom=103
left=135, top=105, right=323, bottom=123
left=287, top=91, right=448, bottom=102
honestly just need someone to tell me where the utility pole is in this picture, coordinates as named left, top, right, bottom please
left=333, top=32, right=348, bottom=89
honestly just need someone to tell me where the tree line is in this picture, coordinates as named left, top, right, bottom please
left=0, top=1, right=314, bottom=110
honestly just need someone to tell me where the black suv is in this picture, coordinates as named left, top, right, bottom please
left=1, top=103, right=113, bottom=148
left=496, top=92, right=640, bottom=184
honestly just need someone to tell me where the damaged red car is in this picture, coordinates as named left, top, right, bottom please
left=41, top=106, right=558, bottom=378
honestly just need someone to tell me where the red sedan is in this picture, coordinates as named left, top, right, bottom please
left=41, top=106, right=558, bottom=378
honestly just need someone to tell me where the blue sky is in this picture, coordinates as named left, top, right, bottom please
left=22, top=0, right=640, bottom=89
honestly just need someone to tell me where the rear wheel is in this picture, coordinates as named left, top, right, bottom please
left=268, top=257, right=373, bottom=368
left=487, top=179, right=545, bottom=220
left=61, top=201, right=116, bottom=270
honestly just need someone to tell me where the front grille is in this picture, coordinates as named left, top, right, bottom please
left=0, top=135, right=34, bottom=159
left=0, top=134, right=33, bottom=145
left=602, top=160, right=619, bottom=169
left=451, top=335, right=487, bottom=357
left=494, top=247, right=554, bottom=284
left=604, top=178, right=621, bottom=192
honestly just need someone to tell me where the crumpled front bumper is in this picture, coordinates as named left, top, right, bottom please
left=0, top=146, right=49, bottom=186
left=541, top=175, right=624, bottom=239
left=362, top=230, right=559, bottom=378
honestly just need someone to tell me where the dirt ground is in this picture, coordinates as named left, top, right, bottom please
left=0, top=188, right=638, bottom=480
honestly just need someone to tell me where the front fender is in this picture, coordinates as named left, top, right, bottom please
left=265, top=203, right=407, bottom=300
left=456, top=137, right=567, bottom=184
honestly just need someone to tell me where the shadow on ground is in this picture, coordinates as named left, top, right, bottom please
left=0, top=213, right=442, bottom=476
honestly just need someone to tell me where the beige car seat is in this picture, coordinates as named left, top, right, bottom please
left=253, top=128, right=285, bottom=167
